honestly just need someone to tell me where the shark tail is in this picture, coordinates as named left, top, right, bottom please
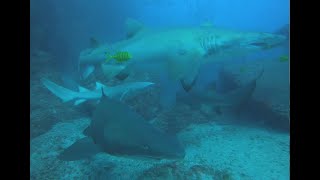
left=41, top=78, right=78, bottom=102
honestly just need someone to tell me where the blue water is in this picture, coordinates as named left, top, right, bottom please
left=30, top=0, right=290, bottom=179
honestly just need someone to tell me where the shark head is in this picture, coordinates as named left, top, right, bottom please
left=200, top=28, right=287, bottom=60
left=239, top=32, right=287, bottom=51
left=126, top=129, right=186, bottom=160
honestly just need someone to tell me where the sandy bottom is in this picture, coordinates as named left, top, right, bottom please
left=30, top=117, right=289, bottom=180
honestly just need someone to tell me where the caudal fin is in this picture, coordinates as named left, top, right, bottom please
left=41, top=78, right=77, bottom=102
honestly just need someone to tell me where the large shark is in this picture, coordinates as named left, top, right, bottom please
left=178, top=69, right=264, bottom=112
left=41, top=78, right=154, bottom=105
left=59, top=88, right=185, bottom=160
left=79, top=19, right=286, bottom=91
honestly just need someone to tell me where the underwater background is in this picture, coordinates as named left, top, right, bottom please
left=30, top=0, right=289, bottom=179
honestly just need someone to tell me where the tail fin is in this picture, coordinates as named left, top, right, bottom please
left=41, top=78, right=78, bottom=102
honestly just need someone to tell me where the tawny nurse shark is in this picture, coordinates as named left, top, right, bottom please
left=79, top=18, right=286, bottom=91
left=59, top=88, right=185, bottom=160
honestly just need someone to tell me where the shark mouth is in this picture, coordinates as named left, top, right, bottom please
left=246, top=33, right=286, bottom=49
left=247, top=41, right=274, bottom=50
left=248, top=42, right=268, bottom=47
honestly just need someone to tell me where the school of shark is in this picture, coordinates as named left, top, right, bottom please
left=41, top=18, right=287, bottom=160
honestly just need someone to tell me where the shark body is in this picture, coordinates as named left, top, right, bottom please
left=41, top=78, right=154, bottom=105
left=79, top=19, right=286, bottom=91
left=59, top=89, right=185, bottom=160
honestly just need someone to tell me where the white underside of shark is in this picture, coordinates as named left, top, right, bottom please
left=41, top=78, right=154, bottom=106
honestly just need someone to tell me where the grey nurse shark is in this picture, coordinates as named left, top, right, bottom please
left=79, top=18, right=286, bottom=91
left=178, top=68, right=265, bottom=113
left=59, top=88, right=185, bottom=160
left=41, top=78, right=154, bottom=105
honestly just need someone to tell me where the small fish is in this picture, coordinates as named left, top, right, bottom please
left=105, top=51, right=132, bottom=63
left=279, top=55, right=289, bottom=62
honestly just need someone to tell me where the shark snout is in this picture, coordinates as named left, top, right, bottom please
left=150, top=134, right=186, bottom=159
left=245, top=33, right=287, bottom=49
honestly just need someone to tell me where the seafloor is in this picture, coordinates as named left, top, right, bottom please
left=30, top=50, right=289, bottom=180
left=30, top=118, right=289, bottom=180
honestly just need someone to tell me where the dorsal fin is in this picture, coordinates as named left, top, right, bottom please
left=180, top=71, right=199, bottom=92
left=125, top=18, right=144, bottom=39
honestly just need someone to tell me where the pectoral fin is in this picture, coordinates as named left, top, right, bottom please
left=58, top=137, right=102, bottom=161
left=167, top=50, right=201, bottom=92
left=180, top=71, right=199, bottom=92
left=74, top=99, right=87, bottom=106
left=81, top=65, right=95, bottom=80
left=179, top=61, right=200, bottom=92
left=100, top=64, right=126, bottom=80
left=115, top=71, right=130, bottom=80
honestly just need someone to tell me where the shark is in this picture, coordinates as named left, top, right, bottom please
left=177, top=69, right=264, bottom=113
left=41, top=78, right=154, bottom=105
left=58, top=88, right=185, bottom=160
left=209, top=69, right=264, bottom=108
left=78, top=18, right=286, bottom=91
